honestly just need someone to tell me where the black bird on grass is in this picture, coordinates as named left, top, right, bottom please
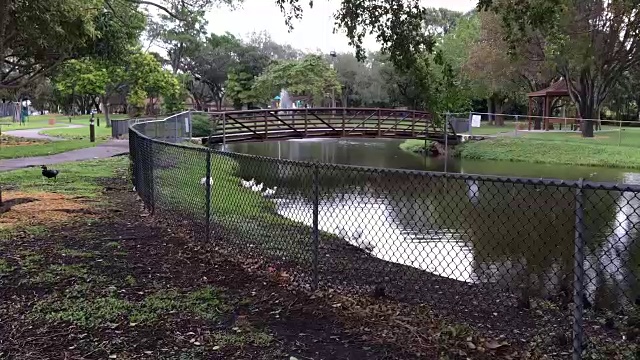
left=41, top=165, right=59, bottom=182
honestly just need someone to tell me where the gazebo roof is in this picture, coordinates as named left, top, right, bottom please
left=527, top=80, right=569, bottom=98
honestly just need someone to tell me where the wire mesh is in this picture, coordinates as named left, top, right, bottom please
left=129, top=112, right=640, bottom=359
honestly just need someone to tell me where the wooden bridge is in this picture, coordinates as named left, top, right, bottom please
left=205, top=107, right=458, bottom=144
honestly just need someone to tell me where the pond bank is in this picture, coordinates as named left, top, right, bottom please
left=401, top=137, right=640, bottom=170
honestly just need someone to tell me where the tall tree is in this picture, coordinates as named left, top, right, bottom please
left=146, top=4, right=208, bottom=74
left=183, top=33, right=242, bottom=110
left=224, top=45, right=272, bottom=108
left=252, top=55, right=341, bottom=105
left=479, top=0, right=640, bottom=137
left=247, top=31, right=302, bottom=60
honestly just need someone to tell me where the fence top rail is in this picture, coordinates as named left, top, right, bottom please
left=128, top=112, right=640, bottom=192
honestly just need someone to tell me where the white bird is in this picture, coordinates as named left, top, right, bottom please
left=262, top=186, right=277, bottom=197
left=240, top=178, right=255, bottom=188
left=200, top=177, right=213, bottom=186
left=251, top=183, right=264, bottom=192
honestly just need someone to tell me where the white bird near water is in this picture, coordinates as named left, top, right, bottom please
left=251, top=183, right=264, bottom=192
left=262, top=186, right=277, bottom=197
left=240, top=178, right=255, bottom=188
left=200, top=177, right=213, bottom=186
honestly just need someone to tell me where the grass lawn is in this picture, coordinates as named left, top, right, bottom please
left=460, top=122, right=517, bottom=135
left=0, top=156, right=128, bottom=197
left=518, top=127, right=640, bottom=148
left=0, top=136, right=106, bottom=160
left=41, top=125, right=112, bottom=141
left=401, top=125, right=640, bottom=169
left=456, top=136, right=640, bottom=169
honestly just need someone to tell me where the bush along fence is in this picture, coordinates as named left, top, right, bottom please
left=129, top=111, right=639, bottom=359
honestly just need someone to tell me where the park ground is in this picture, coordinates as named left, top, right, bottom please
left=0, top=157, right=523, bottom=359
left=0, top=156, right=638, bottom=359
left=0, top=114, right=126, bottom=159
left=401, top=122, right=640, bottom=169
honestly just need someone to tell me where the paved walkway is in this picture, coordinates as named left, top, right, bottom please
left=0, top=139, right=129, bottom=172
left=3, top=124, right=85, bottom=141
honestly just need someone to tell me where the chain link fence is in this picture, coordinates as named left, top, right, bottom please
left=129, top=111, right=639, bottom=359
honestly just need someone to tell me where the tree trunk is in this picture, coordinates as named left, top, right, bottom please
left=487, top=97, right=494, bottom=124
left=495, top=99, right=505, bottom=126
left=102, top=96, right=111, bottom=128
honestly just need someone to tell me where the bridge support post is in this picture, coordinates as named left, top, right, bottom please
left=222, top=113, right=226, bottom=148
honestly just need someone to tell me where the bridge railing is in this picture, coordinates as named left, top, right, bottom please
left=198, top=107, right=455, bottom=143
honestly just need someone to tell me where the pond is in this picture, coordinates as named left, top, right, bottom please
left=226, top=138, right=640, bottom=309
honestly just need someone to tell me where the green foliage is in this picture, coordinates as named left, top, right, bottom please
left=191, top=114, right=212, bottom=137
left=0, top=0, right=145, bottom=89
left=225, top=71, right=258, bottom=107
left=53, top=51, right=182, bottom=116
left=331, top=52, right=390, bottom=107
left=126, top=52, right=182, bottom=108
left=252, top=55, right=341, bottom=104
left=223, top=45, right=273, bottom=108
left=55, top=59, right=109, bottom=98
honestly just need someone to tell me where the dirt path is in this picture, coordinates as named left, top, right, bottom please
left=3, top=124, right=85, bottom=141
left=0, top=140, right=129, bottom=171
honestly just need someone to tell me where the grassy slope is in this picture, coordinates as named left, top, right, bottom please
left=151, top=146, right=337, bottom=264
left=402, top=127, right=640, bottom=169
left=457, top=135, right=640, bottom=169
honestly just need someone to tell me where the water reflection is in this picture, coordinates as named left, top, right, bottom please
left=584, top=173, right=640, bottom=308
left=229, top=139, right=640, bottom=307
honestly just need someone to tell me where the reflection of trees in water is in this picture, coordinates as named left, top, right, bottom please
left=230, top=153, right=638, bottom=307
left=583, top=175, right=640, bottom=309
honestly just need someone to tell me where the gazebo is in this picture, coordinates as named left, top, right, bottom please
left=527, top=80, right=573, bottom=130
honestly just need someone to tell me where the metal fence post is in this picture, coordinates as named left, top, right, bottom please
left=572, top=178, right=586, bottom=360
left=147, top=139, right=155, bottom=214
left=188, top=110, right=193, bottom=140
left=312, top=163, right=320, bottom=290
left=174, top=114, right=179, bottom=142
left=444, top=113, right=449, bottom=174
left=205, top=150, right=212, bottom=243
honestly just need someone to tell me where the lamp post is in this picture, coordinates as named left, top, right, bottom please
left=329, top=50, right=337, bottom=108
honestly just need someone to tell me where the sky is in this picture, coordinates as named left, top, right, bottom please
left=206, top=0, right=477, bottom=54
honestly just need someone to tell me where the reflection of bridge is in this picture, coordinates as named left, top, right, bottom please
left=205, top=107, right=458, bottom=144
